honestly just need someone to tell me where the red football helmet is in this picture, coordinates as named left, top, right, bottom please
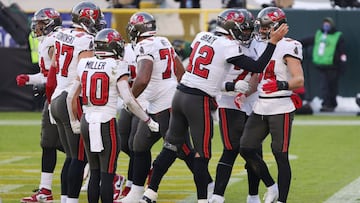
left=31, top=8, right=62, bottom=38
left=71, top=1, right=105, bottom=35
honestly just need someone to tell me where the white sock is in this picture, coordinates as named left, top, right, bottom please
left=248, top=194, right=260, bottom=199
left=66, top=197, right=79, bottom=203
left=130, top=184, right=144, bottom=193
left=125, top=180, right=133, bottom=187
left=268, top=183, right=278, bottom=191
left=61, top=195, right=67, bottom=203
left=39, top=172, right=53, bottom=190
left=198, top=200, right=207, bottom=203
left=210, top=194, right=225, bottom=203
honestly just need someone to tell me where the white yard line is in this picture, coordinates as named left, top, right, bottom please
left=324, top=177, right=360, bottom=203
left=0, top=156, right=29, bottom=165
left=0, top=184, right=22, bottom=193
left=0, top=120, right=40, bottom=125
left=294, top=120, right=360, bottom=126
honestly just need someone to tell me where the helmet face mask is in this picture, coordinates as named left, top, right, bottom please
left=216, top=9, right=255, bottom=44
left=254, top=7, right=287, bottom=41
left=71, top=1, right=105, bottom=35
left=126, top=12, right=157, bottom=44
left=31, top=8, right=62, bottom=38
left=94, top=28, right=125, bottom=59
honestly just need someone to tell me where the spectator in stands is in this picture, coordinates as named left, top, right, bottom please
left=262, top=0, right=294, bottom=8
left=106, top=0, right=141, bottom=8
left=175, top=0, right=201, bottom=41
left=331, top=0, right=360, bottom=8
left=300, top=17, right=347, bottom=112
left=222, top=0, right=246, bottom=8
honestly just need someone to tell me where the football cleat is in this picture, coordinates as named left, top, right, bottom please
left=116, top=185, right=144, bottom=203
left=263, top=183, right=279, bottom=203
left=113, top=174, right=126, bottom=200
left=247, top=195, right=261, bottom=203
left=139, top=189, right=158, bottom=203
left=208, top=194, right=225, bottom=203
left=20, top=188, right=53, bottom=203
left=207, top=181, right=215, bottom=200
left=119, top=186, right=131, bottom=199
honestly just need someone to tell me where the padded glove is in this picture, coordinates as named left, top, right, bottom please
left=146, top=118, right=159, bottom=132
left=16, top=74, right=29, bottom=86
left=262, top=79, right=288, bottom=94
left=234, top=80, right=249, bottom=93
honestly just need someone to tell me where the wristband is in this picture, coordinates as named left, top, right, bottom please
left=277, top=81, right=289, bottom=90
left=225, top=82, right=235, bottom=91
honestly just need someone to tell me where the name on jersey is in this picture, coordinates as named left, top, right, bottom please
left=56, top=32, right=75, bottom=44
left=200, top=34, right=217, bottom=44
left=85, top=61, right=106, bottom=70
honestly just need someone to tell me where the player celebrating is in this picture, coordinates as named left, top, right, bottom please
left=239, top=7, right=304, bottom=203
left=140, top=8, right=288, bottom=203
left=209, top=8, right=263, bottom=203
left=119, top=12, right=208, bottom=203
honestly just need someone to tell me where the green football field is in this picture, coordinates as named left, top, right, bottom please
left=0, top=112, right=360, bottom=203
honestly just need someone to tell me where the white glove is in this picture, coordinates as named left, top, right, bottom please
left=70, top=119, right=81, bottom=134
left=146, top=118, right=159, bottom=132
left=234, top=80, right=249, bottom=93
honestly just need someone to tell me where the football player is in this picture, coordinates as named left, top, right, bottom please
left=140, top=8, right=288, bottom=203
left=16, top=8, right=62, bottom=203
left=239, top=7, right=304, bottom=203
left=45, top=2, right=105, bottom=203
left=209, top=8, right=263, bottom=203
left=119, top=12, right=211, bottom=203
left=67, top=28, right=158, bottom=203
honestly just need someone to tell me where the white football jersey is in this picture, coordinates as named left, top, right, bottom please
left=134, top=36, right=178, bottom=114
left=123, top=43, right=148, bottom=110
left=28, top=31, right=58, bottom=85
left=217, top=41, right=257, bottom=111
left=253, top=37, right=303, bottom=115
left=180, top=31, right=243, bottom=97
left=77, top=56, right=128, bottom=122
left=52, top=28, right=94, bottom=100
left=38, top=31, right=57, bottom=79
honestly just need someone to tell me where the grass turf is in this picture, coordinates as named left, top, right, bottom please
left=0, top=112, right=360, bottom=202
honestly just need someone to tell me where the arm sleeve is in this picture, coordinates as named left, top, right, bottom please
left=28, top=73, right=46, bottom=85
left=117, top=79, right=150, bottom=122
left=226, top=43, right=276, bottom=73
